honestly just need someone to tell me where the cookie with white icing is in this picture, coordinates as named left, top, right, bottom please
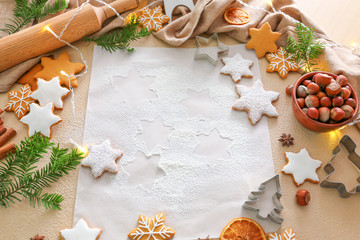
left=221, top=53, right=254, bottom=83
left=81, top=139, right=124, bottom=178
left=60, top=218, right=102, bottom=240
left=282, top=148, right=322, bottom=187
left=266, top=47, right=300, bottom=79
left=31, top=77, right=70, bottom=109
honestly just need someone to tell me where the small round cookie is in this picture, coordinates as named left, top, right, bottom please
left=221, top=53, right=253, bottom=83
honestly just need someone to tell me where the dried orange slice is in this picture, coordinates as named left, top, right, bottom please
left=224, top=7, right=250, bottom=25
left=220, top=217, right=267, bottom=240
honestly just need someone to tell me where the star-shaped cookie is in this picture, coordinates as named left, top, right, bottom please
left=20, top=102, right=62, bottom=138
left=60, top=218, right=102, bottom=240
left=129, top=213, right=175, bottom=240
left=246, top=22, right=281, bottom=58
left=139, top=6, right=170, bottom=31
left=81, top=139, right=123, bottom=178
left=282, top=148, right=322, bottom=187
left=31, top=77, right=70, bottom=109
left=232, top=79, right=280, bottom=125
left=4, top=84, right=34, bottom=119
left=266, top=47, right=300, bottom=79
left=34, top=52, right=85, bottom=88
left=220, top=53, right=253, bottom=83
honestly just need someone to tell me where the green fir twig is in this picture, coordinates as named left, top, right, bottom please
left=285, top=22, right=325, bottom=73
left=83, top=16, right=151, bottom=53
left=0, top=133, right=83, bottom=210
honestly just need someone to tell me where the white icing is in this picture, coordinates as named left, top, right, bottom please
left=20, top=102, right=61, bottom=137
left=282, top=148, right=322, bottom=186
left=221, top=53, right=253, bottom=83
left=269, top=228, right=296, bottom=240
left=60, top=218, right=101, bottom=240
left=139, top=6, right=169, bottom=31
left=4, top=84, right=34, bottom=119
left=30, top=77, right=70, bottom=109
left=233, top=79, right=280, bottom=125
left=266, top=47, right=299, bottom=78
left=81, top=139, right=124, bottom=178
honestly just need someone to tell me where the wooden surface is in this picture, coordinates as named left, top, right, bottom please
left=0, top=0, right=360, bottom=239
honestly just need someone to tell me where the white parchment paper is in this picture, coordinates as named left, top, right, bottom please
left=74, top=45, right=276, bottom=239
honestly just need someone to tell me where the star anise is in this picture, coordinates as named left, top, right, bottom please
left=278, top=133, right=294, bottom=147
left=30, top=234, right=45, bottom=240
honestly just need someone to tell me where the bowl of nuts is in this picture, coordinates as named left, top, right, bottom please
left=292, top=71, right=359, bottom=132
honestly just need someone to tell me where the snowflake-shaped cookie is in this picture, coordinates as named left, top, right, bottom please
left=266, top=47, right=300, bottom=79
left=4, top=84, right=34, bottom=119
left=139, top=6, right=170, bottom=31
left=282, top=148, right=322, bottom=187
left=232, top=79, right=280, bottom=125
left=220, top=53, right=254, bottom=83
left=269, top=228, right=296, bottom=240
left=60, top=218, right=102, bottom=240
left=129, top=213, right=175, bottom=240
left=81, top=139, right=123, bottom=178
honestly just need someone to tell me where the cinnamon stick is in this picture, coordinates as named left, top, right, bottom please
left=0, top=118, right=3, bottom=126
left=0, top=109, right=3, bottom=115
left=0, top=128, right=16, bottom=147
left=0, top=142, right=16, bottom=160
left=0, top=125, right=6, bottom=136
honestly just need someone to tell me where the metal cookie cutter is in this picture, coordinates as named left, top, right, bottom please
left=242, top=175, right=284, bottom=224
left=194, top=33, right=229, bottom=65
left=320, top=135, right=360, bottom=198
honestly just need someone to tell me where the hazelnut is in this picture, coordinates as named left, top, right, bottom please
left=286, top=84, right=294, bottom=96
left=325, top=82, right=341, bottom=96
left=345, top=98, right=357, bottom=108
left=297, top=85, right=308, bottom=98
left=340, top=87, right=351, bottom=100
left=336, top=75, right=348, bottom=87
left=297, top=98, right=305, bottom=108
left=330, top=79, right=336, bottom=84
left=320, top=96, right=332, bottom=108
left=341, top=105, right=355, bottom=119
left=319, top=107, right=330, bottom=122
left=307, top=107, right=319, bottom=120
left=305, top=95, right=319, bottom=108
left=313, top=73, right=332, bottom=88
left=330, top=107, right=345, bottom=121
left=302, top=79, right=312, bottom=86
left=316, top=91, right=326, bottom=99
left=306, top=82, right=320, bottom=95
left=302, top=108, right=308, bottom=115
left=296, top=189, right=310, bottom=206
left=332, top=96, right=344, bottom=107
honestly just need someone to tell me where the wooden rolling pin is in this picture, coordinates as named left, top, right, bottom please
left=0, top=0, right=138, bottom=72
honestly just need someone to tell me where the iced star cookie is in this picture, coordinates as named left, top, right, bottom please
left=81, top=139, right=123, bottom=178
left=266, top=47, right=300, bottom=79
left=4, top=84, right=34, bottom=119
left=20, top=103, right=62, bottom=138
left=269, top=228, right=296, bottom=240
left=282, top=148, right=322, bottom=187
left=60, top=218, right=102, bottom=240
left=34, top=52, right=85, bottom=88
left=220, top=53, right=253, bottom=83
left=129, top=213, right=175, bottom=240
left=246, top=22, right=281, bottom=58
left=139, top=6, right=170, bottom=31
left=232, top=79, right=280, bottom=125
left=31, top=77, right=70, bottom=109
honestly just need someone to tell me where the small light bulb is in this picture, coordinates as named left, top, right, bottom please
left=267, top=0, right=273, bottom=7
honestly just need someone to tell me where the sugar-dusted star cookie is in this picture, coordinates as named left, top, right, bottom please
left=282, top=148, right=322, bottom=187
left=269, top=228, right=296, bottom=240
left=31, top=77, right=70, bottom=109
left=139, top=6, right=170, bottom=31
left=34, top=52, right=85, bottom=88
left=266, top=47, right=300, bottom=79
left=220, top=53, right=253, bottom=83
left=129, top=213, right=175, bottom=240
left=246, top=22, right=281, bottom=58
left=81, top=139, right=123, bottom=178
left=60, top=218, right=102, bottom=240
left=20, top=103, right=62, bottom=138
left=232, top=79, right=280, bottom=125
left=4, top=84, right=34, bottom=119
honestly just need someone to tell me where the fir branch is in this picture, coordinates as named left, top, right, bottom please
left=285, top=23, right=325, bottom=73
left=0, top=133, right=83, bottom=210
left=0, top=0, right=68, bottom=35
left=83, top=16, right=151, bottom=53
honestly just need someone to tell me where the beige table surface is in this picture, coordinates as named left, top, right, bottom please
left=1, top=0, right=360, bottom=239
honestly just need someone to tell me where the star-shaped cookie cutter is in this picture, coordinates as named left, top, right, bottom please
left=320, top=135, right=360, bottom=198
left=194, top=33, right=229, bottom=65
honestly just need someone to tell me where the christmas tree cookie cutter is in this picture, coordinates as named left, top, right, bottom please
left=194, top=33, right=229, bottom=65
left=320, top=135, right=360, bottom=198
left=242, top=175, right=284, bottom=224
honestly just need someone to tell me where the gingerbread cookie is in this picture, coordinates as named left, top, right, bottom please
left=282, top=148, right=322, bottom=187
left=129, top=213, right=175, bottom=240
left=232, top=79, right=280, bottom=125
left=220, top=53, right=253, bottom=83
left=269, top=228, right=296, bottom=240
left=20, top=103, right=62, bottom=138
left=4, top=84, right=34, bottom=119
left=60, top=218, right=102, bottom=240
left=266, top=47, right=299, bottom=79
left=139, top=6, right=170, bottom=32
left=81, top=139, right=123, bottom=178
left=246, top=22, right=281, bottom=58
left=34, top=52, right=85, bottom=88
left=31, top=77, right=70, bottom=109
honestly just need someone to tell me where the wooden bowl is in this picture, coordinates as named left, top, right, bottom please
left=292, top=71, right=359, bottom=132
